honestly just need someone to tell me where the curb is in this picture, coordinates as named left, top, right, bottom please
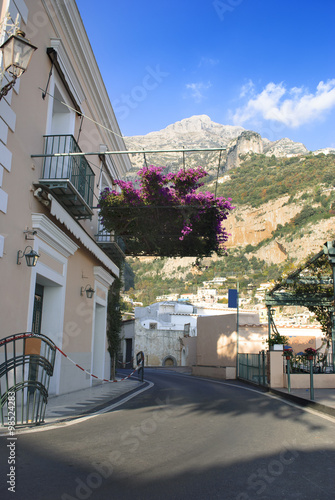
left=269, top=388, right=335, bottom=418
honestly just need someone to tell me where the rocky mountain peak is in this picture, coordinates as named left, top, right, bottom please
left=225, top=131, right=263, bottom=170
left=159, top=114, right=244, bottom=137
left=264, top=137, right=308, bottom=157
left=123, top=115, right=331, bottom=176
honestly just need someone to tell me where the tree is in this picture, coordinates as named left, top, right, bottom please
left=107, top=271, right=123, bottom=379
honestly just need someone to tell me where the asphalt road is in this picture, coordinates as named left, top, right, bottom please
left=1, top=370, right=335, bottom=500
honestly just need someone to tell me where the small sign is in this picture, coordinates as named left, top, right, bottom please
left=228, top=289, right=238, bottom=309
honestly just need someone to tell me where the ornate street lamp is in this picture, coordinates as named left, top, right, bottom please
left=0, top=30, right=37, bottom=100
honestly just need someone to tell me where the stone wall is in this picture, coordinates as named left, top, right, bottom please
left=134, top=319, right=185, bottom=367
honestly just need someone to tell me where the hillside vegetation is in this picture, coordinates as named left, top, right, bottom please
left=215, top=153, right=335, bottom=208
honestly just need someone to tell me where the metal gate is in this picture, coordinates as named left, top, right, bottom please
left=0, top=332, right=56, bottom=427
left=238, top=351, right=268, bottom=387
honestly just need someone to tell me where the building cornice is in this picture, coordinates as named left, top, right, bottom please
left=32, top=213, right=79, bottom=257
left=94, top=266, right=115, bottom=289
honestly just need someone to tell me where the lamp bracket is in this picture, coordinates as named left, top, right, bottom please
left=0, top=75, right=17, bottom=99
left=0, top=11, right=20, bottom=39
left=24, top=229, right=37, bottom=240
left=0, top=11, right=20, bottom=87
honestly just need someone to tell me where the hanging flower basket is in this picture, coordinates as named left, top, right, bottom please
left=98, top=166, right=234, bottom=258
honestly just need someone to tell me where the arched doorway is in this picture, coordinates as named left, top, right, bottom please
left=162, top=355, right=177, bottom=367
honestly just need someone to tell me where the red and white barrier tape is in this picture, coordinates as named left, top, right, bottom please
left=0, top=333, right=34, bottom=347
left=0, top=333, right=142, bottom=383
left=56, top=346, right=142, bottom=383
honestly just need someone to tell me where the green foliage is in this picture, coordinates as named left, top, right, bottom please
left=107, top=261, right=123, bottom=375
left=267, top=332, right=289, bottom=346
left=274, top=253, right=334, bottom=340
left=215, top=153, right=335, bottom=208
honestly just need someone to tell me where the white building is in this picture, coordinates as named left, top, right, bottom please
left=135, top=301, right=197, bottom=336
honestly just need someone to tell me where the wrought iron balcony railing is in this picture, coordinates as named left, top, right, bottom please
left=95, top=223, right=126, bottom=261
left=38, top=135, right=95, bottom=219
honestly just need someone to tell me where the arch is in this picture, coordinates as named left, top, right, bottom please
left=162, top=355, right=177, bottom=367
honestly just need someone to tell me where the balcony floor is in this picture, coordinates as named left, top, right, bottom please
left=38, top=178, right=94, bottom=219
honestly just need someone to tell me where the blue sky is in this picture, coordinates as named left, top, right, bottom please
left=77, top=0, right=335, bottom=151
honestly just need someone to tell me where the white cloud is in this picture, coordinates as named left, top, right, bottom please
left=233, top=80, right=335, bottom=128
left=239, top=79, right=255, bottom=98
left=185, top=81, right=212, bottom=103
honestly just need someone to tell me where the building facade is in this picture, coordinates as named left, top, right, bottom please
left=0, top=0, right=131, bottom=395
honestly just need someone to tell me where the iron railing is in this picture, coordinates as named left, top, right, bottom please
left=286, top=353, right=335, bottom=374
left=41, top=134, right=95, bottom=208
left=95, top=228, right=126, bottom=252
left=0, top=333, right=56, bottom=426
left=238, top=352, right=268, bottom=386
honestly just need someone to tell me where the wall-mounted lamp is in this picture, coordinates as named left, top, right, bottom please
left=17, top=246, right=40, bottom=267
left=0, top=30, right=37, bottom=100
left=81, top=285, right=95, bottom=299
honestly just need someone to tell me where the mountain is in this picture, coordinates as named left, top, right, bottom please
left=263, top=137, right=309, bottom=157
left=123, top=115, right=312, bottom=176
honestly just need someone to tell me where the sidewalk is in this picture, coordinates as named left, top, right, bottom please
left=0, top=374, right=144, bottom=434
left=270, top=387, right=335, bottom=417
left=44, top=377, right=143, bottom=423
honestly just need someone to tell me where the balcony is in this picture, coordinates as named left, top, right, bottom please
left=95, top=225, right=126, bottom=261
left=38, top=135, right=95, bottom=219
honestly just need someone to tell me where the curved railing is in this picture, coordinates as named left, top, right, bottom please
left=0, top=333, right=56, bottom=426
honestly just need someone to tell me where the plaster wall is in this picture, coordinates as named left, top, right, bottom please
left=284, top=374, right=335, bottom=389
left=181, top=336, right=197, bottom=366
left=192, top=366, right=236, bottom=379
left=196, top=313, right=266, bottom=368
left=268, top=351, right=285, bottom=388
